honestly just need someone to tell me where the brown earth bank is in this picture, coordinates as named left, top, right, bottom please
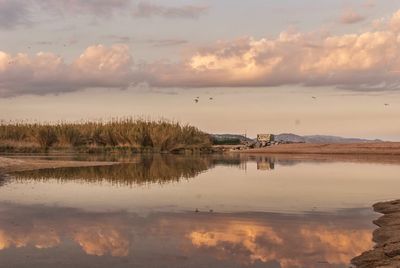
left=237, top=153, right=400, bottom=165
left=238, top=142, right=400, bottom=155
left=0, top=156, right=117, bottom=174
left=352, top=200, right=400, bottom=267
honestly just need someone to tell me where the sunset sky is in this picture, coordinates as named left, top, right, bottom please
left=1, top=0, right=400, bottom=140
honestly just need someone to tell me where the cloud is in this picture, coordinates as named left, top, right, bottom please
left=0, top=0, right=31, bottom=29
left=133, top=2, right=208, bottom=19
left=104, top=35, right=133, bottom=43
left=0, top=0, right=130, bottom=29
left=0, top=204, right=130, bottom=257
left=38, top=0, right=130, bottom=16
left=189, top=221, right=372, bottom=267
left=0, top=0, right=206, bottom=30
left=104, top=35, right=188, bottom=47
left=72, top=225, right=129, bottom=257
left=340, top=9, right=366, bottom=24
left=0, top=202, right=373, bottom=268
left=363, top=0, right=376, bottom=9
left=388, top=10, right=400, bottom=32
left=0, top=44, right=133, bottom=97
left=145, top=38, right=188, bottom=47
left=4, top=9, right=400, bottom=97
left=140, top=9, right=400, bottom=91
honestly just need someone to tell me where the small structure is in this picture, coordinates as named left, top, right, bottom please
left=257, top=134, right=275, bottom=143
left=255, top=134, right=275, bottom=148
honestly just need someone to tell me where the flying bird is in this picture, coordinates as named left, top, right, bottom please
left=194, top=99, right=199, bottom=103
left=209, top=97, right=213, bottom=100
left=312, top=96, right=317, bottom=99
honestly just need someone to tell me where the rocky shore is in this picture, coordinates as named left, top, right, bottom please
left=352, top=200, right=400, bottom=267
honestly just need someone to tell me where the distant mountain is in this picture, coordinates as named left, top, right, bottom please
left=275, top=133, right=305, bottom=143
left=275, top=133, right=382, bottom=144
left=211, top=133, right=382, bottom=144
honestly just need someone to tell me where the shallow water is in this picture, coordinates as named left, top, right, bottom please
left=1, top=153, right=399, bottom=267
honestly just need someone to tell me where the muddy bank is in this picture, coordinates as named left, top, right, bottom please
left=239, top=142, right=400, bottom=155
left=0, top=156, right=117, bottom=174
left=237, top=153, right=400, bottom=165
left=352, top=200, right=400, bottom=267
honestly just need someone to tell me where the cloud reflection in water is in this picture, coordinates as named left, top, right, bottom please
left=0, top=203, right=374, bottom=267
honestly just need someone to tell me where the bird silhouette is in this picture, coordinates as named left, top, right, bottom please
left=194, top=99, right=199, bottom=103
left=312, top=96, right=317, bottom=99
left=209, top=97, right=213, bottom=100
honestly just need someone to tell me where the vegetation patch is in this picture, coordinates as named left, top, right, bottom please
left=0, top=118, right=212, bottom=153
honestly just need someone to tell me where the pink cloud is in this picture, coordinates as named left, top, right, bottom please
left=133, top=2, right=208, bottom=19
left=0, top=44, right=133, bottom=97
left=340, top=9, right=366, bottom=24
left=3, top=9, right=400, bottom=97
left=141, top=10, right=400, bottom=91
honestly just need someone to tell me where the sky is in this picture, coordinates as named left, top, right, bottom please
left=1, top=0, right=400, bottom=140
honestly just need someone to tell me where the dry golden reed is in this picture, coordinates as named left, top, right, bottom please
left=0, top=118, right=211, bottom=151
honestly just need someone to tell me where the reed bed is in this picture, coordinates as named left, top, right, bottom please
left=0, top=118, right=211, bottom=152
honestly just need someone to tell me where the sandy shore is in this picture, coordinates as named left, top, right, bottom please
left=0, top=156, right=117, bottom=174
left=239, top=142, right=400, bottom=155
left=352, top=200, right=400, bottom=267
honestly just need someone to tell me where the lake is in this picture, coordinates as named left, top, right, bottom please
left=1, top=153, right=399, bottom=268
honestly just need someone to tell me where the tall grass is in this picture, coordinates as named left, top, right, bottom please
left=0, top=118, right=211, bottom=152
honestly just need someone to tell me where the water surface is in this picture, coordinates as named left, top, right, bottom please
left=1, top=153, right=399, bottom=267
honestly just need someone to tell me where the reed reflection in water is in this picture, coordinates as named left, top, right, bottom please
left=11, top=154, right=216, bottom=186
left=8, top=154, right=298, bottom=187
left=5, top=154, right=400, bottom=215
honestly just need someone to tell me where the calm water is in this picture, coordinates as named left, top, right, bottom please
left=1, top=153, right=400, bottom=268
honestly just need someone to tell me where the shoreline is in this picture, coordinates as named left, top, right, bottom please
left=235, top=152, right=400, bottom=165
left=352, top=199, right=400, bottom=267
left=236, top=142, right=400, bottom=155
left=2, top=146, right=400, bottom=175
left=0, top=156, right=118, bottom=174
